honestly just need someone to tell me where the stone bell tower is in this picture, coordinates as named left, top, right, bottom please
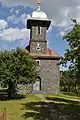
left=27, top=0, right=51, bottom=54
left=26, top=0, right=61, bottom=94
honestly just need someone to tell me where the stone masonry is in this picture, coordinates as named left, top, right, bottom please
left=38, top=59, right=60, bottom=94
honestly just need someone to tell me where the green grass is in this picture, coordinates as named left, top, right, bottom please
left=0, top=91, right=80, bottom=120
left=0, top=94, right=41, bottom=120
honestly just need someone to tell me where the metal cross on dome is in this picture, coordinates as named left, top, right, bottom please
left=37, top=0, right=40, bottom=10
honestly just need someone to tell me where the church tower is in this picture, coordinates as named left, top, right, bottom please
left=27, top=0, right=61, bottom=94
left=27, top=0, right=51, bottom=54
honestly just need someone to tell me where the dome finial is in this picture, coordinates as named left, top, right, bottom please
left=37, top=0, right=40, bottom=10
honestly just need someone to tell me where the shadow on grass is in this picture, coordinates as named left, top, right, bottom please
left=62, top=92, right=80, bottom=97
left=46, top=97, right=80, bottom=104
left=0, top=93, right=26, bottom=101
left=22, top=101, right=51, bottom=120
left=22, top=96, right=80, bottom=120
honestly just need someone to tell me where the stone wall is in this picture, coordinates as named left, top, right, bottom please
left=30, top=27, right=46, bottom=41
left=38, top=58, right=60, bottom=94
left=30, top=26, right=47, bottom=53
left=17, top=83, right=33, bottom=94
left=17, top=58, right=60, bottom=95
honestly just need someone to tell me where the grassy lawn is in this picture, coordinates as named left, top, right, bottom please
left=0, top=90, right=80, bottom=120
left=0, top=94, right=41, bottom=120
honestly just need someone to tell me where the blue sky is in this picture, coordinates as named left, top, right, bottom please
left=0, top=0, right=80, bottom=57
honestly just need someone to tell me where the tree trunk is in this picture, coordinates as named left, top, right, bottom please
left=8, top=80, right=16, bottom=98
left=8, top=80, right=11, bottom=98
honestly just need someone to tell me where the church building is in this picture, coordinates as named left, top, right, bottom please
left=26, top=0, right=61, bottom=94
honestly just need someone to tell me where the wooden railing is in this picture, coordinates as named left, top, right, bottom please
left=0, top=108, right=7, bottom=120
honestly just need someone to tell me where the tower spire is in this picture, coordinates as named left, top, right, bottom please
left=37, top=0, right=40, bottom=10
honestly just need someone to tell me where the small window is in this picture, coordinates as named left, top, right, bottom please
left=36, top=60, right=40, bottom=66
left=36, top=27, right=41, bottom=34
left=38, top=26, right=41, bottom=34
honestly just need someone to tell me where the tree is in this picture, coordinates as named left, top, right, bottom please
left=0, top=48, right=37, bottom=98
left=60, top=70, right=77, bottom=93
left=61, top=19, right=80, bottom=94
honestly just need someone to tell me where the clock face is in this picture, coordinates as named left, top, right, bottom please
left=36, top=43, right=41, bottom=51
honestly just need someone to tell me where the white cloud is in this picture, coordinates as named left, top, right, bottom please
left=59, top=31, right=65, bottom=37
left=7, top=15, right=17, bottom=24
left=63, top=8, right=70, bottom=17
left=0, top=20, right=8, bottom=29
left=58, top=20, right=69, bottom=28
left=1, top=0, right=80, bottom=37
left=7, top=14, right=28, bottom=26
left=59, top=24, right=74, bottom=37
left=1, top=0, right=36, bottom=7
left=0, top=28, right=30, bottom=41
left=1, top=0, right=80, bottom=26
left=15, top=9, right=20, bottom=15
left=10, top=8, right=14, bottom=13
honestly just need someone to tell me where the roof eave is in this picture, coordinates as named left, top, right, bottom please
left=30, top=55, right=61, bottom=59
left=27, top=19, right=51, bottom=30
